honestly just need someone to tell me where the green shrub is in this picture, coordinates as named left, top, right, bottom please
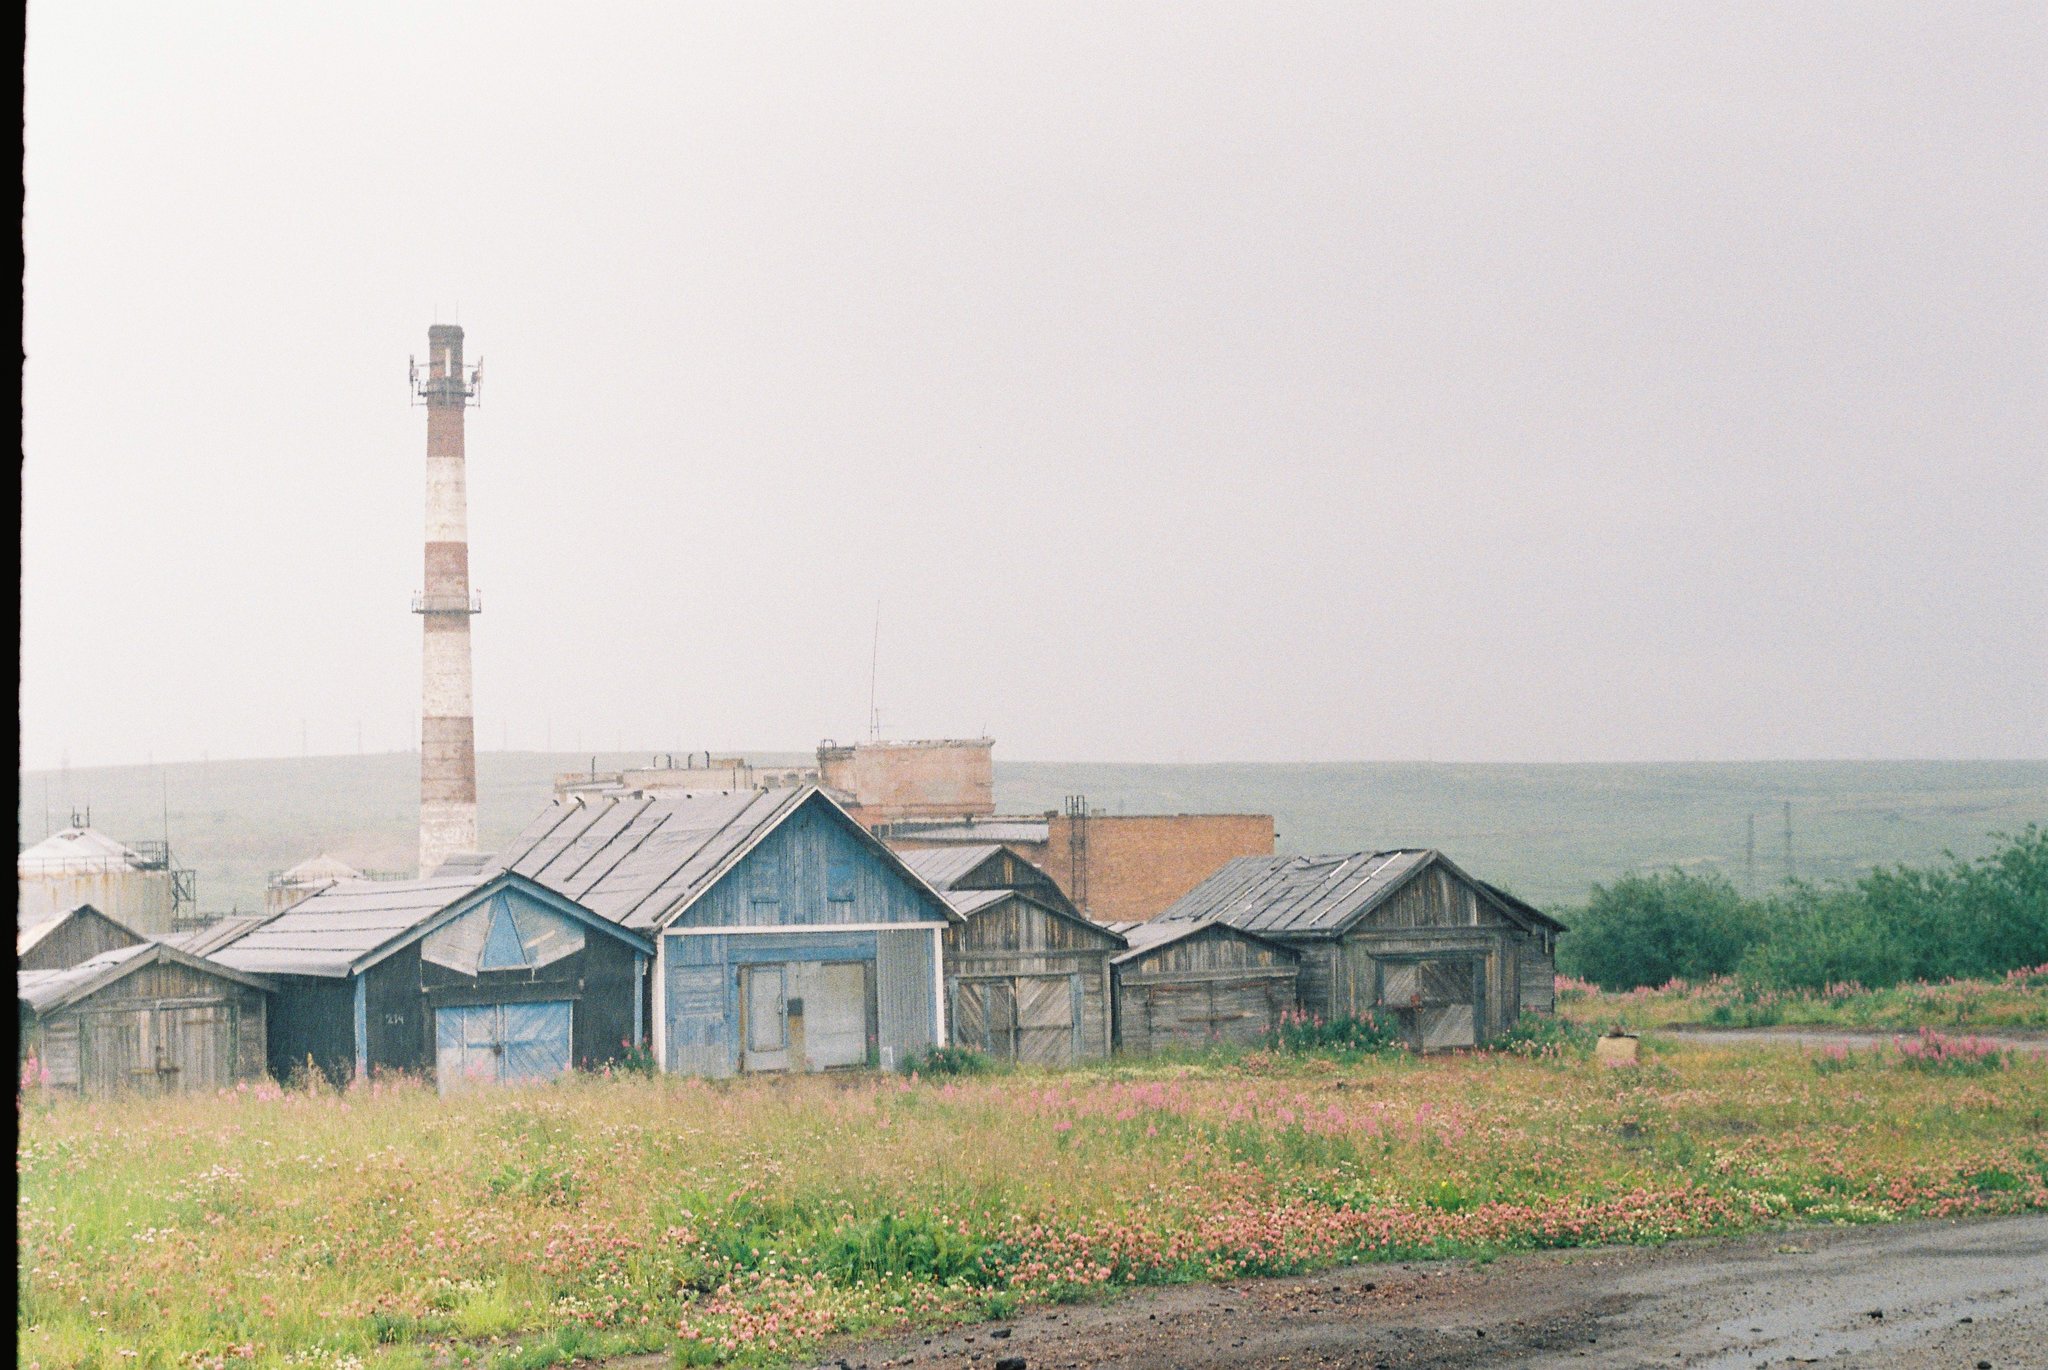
left=1559, top=869, right=1765, bottom=991
left=901, top=1046, right=994, bottom=1076
left=1266, top=1010, right=1404, bottom=1056
left=1492, top=1015, right=1593, bottom=1060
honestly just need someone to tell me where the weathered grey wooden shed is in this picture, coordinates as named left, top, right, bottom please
left=939, top=889, right=1124, bottom=1065
left=207, top=871, right=651, bottom=1092
left=1105, top=917, right=1301, bottom=1053
left=893, top=843, right=1080, bottom=916
left=18, top=942, right=272, bottom=1095
left=897, top=845, right=1121, bottom=1064
left=1151, top=851, right=1565, bottom=1050
left=17, top=903, right=146, bottom=972
left=497, top=786, right=960, bottom=1078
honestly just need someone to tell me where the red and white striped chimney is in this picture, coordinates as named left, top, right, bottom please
left=412, top=323, right=481, bottom=874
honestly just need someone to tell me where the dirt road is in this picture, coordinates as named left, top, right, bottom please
left=819, top=1214, right=2048, bottom=1369
left=1658, top=1025, right=2048, bottom=1054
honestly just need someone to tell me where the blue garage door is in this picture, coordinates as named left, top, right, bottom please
left=434, top=1001, right=574, bottom=1094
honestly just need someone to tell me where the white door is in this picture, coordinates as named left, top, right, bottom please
left=794, top=961, right=869, bottom=1069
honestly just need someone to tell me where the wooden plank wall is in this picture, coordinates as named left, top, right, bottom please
left=27, top=961, right=269, bottom=1094
left=664, top=926, right=937, bottom=1077
left=1112, top=926, right=1299, bottom=1054
left=18, top=908, right=147, bottom=972
left=679, top=803, right=944, bottom=931
left=943, top=895, right=1118, bottom=1060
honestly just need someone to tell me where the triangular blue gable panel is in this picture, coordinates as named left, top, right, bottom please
left=479, top=895, right=530, bottom=969
left=422, top=886, right=590, bottom=975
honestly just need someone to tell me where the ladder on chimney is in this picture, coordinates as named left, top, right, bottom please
left=1064, top=794, right=1090, bottom=914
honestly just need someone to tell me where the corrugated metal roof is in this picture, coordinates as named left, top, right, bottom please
left=18, top=944, right=155, bottom=1011
left=208, top=874, right=489, bottom=977
left=495, top=786, right=957, bottom=931
left=163, top=915, right=275, bottom=958
left=1153, top=851, right=1440, bottom=937
left=943, top=888, right=1011, bottom=917
left=895, top=844, right=1005, bottom=891
left=1107, top=915, right=1294, bottom=965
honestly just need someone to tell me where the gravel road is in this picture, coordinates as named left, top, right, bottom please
left=818, top=1214, right=2048, bottom=1369
left=1658, top=1026, right=2047, bottom=1054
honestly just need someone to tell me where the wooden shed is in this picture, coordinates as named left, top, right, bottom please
left=497, top=786, right=959, bottom=1078
left=207, top=871, right=651, bottom=1092
left=940, top=889, right=1124, bottom=1064
left=19, top=942, right=272, bottom=1095
left=1151, top=851, right=1565, bottom=1050
left=896, top=845, right=1122, bottom=1064
left=17, top=903, right=146, bottom=972
left=895, top=843, right=1080, bottom=916
left=1105, top=917, right=1301, bottom=1053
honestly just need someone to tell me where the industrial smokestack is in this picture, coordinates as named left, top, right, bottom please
left=411, top=323, right=482, bottom=874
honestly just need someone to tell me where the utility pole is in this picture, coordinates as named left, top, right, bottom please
left=1782, top=801, right=1795, bottom=882
left=1745, top=813, right=1756, bottom=894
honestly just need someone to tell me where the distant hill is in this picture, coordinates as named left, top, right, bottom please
left=18, top=754, right=2047, bottom=916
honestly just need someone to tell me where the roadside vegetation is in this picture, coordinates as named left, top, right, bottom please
left=1556, top=964, right=2048, bottom=1032
left=19, top=1037, right=2048, bottom=1370
left=1554, top=826, right=2048, bottom=995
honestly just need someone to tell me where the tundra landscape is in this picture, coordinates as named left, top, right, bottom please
left=20, top=981, right=2048, bottom=1369
left=23, top=3, right=2046, bottom=1367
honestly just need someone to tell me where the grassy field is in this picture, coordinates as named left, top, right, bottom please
left=20, top=754, right=2048, bottom=914
left=1556, top=965, right=2048, bottom=1033
left=18, top=1039, right=2048, bottom=1370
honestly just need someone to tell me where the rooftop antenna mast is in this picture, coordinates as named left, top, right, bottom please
left=867, top=599, right=883, bottom=742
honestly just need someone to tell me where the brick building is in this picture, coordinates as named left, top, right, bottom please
left=885, top=810, right=1275, bottom=924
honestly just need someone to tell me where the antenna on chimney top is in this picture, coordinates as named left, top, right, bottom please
left=867, top=599, right=883, bottom=742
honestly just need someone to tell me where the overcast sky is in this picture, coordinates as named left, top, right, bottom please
left=21, top=2, right=2048, bottom=770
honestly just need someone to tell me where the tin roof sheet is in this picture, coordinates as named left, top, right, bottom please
left=894, top=844, right=1006, bottom=891
left=494, top=787, right=960, bottom=931
left=18, top=943, right=155, bottom=1011
left=163, top=915, right=277, bottom=958
left=19, top=941, right=274, bottom=1014
left=1153, top=851, right=1439, bottom=937
left=207, top=874, right=489, bottom=977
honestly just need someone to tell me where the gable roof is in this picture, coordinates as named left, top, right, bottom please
left=17, top=903, right=142, bottom=957
left=163, top=915, right=276, bottom=958
left=205, top=871, right=650, bottom=978
left=1104, top=915, right=1299, bottom=966
left=494, top=785, right=961, bottom=931
left=19, top=942, right=275, bottom=1015
left=1155, top=850, right=1553, bottom=939
left=942, top=886, right=1126, bottom=947
left=1477, top=880, right=1568, bottom=932
left=896, top=844, right=1008, bottom=890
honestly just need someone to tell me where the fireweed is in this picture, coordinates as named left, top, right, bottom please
left=18, top=1047, right=2048, bottom=1370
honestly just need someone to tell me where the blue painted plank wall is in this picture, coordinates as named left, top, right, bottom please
left=662, top=799, right=945, bottom=1076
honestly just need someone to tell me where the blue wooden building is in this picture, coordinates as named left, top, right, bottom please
left=207, top=870, right=652, bottom=1092
left=497, top=786, right=960, bottom=1077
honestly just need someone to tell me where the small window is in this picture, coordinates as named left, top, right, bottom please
left=827, top=853, right=855, bottom=902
